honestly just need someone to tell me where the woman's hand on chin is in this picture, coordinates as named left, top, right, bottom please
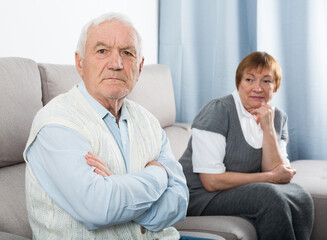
left=248, top=103, right=275, bottom=131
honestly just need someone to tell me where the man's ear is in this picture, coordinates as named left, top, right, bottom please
left=138, top=57, right=144, bottom=75
left=75, top=52, right=84, bottom=77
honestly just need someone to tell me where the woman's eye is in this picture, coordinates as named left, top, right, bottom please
left=245, top=78, right=253, bottom=82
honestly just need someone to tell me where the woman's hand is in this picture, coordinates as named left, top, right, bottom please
left=85, top=152, right=113, bottom=177
left=199, top=165, right=296, bottom=192
left=270, top=164, right=296, bottom=184
left=248, top=103, right=275, bottom=132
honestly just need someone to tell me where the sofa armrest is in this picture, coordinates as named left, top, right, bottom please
left=164, top=123, right=191, bottom=160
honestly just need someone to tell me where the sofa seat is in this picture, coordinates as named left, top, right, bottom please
left=175, top=216, right=257, bottom=240
left=0, top=57, right=326, bottom=240
left=291, top=160, right=327, bottom=240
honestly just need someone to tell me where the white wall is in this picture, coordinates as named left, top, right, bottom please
left=0, top=0, right=158, bottom=65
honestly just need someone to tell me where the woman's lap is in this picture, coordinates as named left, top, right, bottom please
left=201, top=182, right=313, bottom=240
left=202, top=182, right=309, bottom=215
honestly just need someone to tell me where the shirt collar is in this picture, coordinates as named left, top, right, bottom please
left=232, top=90, right=253, bottom=118
left=77, top=81, right=130, bottom=121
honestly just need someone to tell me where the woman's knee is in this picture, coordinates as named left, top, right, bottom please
left=247, top=183, right=290, bottom=213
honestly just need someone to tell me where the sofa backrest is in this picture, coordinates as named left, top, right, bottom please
left=127, top=64, right=176, bottom=128
left=0, top=57, right=43, bottom=168
left=38, top=63, right=82, bottom=105
left=38, top=62, right=176, bottom=128
left=0, top=57, right=177, bottom=168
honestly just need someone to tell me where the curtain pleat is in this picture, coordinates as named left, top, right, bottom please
left=159, top=0, right=327, bottom=161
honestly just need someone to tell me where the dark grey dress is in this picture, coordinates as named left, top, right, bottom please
left=179, top=95, right=314, bottom=240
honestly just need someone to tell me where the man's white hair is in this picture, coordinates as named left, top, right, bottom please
left=76, top=12, right=143, bottom=61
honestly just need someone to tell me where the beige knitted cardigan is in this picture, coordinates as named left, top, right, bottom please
left=23, top=86, right=180, bottom=240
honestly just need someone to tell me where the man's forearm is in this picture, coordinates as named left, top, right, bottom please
left=83, top=167, right=169, bottom=230
left=26, top=125, right=169, bottom=230
left=133, top=162, right=188, bottom=231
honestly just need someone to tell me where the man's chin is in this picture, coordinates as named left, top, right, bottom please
left=105, top=92, right=130, bottom=100
left=101, top=85, right=130, bottom=100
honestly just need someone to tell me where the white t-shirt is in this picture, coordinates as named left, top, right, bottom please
left=192, top=91, right=289, bottom=174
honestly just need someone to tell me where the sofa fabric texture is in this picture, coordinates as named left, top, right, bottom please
left=0, top=57, right=326, bottom=240
left=0, top=58, right=42, bottom=168
left=291, top=160, right=327, bottom=240
left=38, top=63, right=81, bottom=105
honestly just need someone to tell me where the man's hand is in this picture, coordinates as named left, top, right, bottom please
left=85, top=152, right=113, bottom=177
left=270, top=164, right=296, bottom=184
left=145, top=161, right=168, bottom=177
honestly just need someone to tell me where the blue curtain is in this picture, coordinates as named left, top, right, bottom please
left=159, top=0, right=327, bottom=161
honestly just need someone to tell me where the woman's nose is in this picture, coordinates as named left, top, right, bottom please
left=253, top=81, right=263, bottom=92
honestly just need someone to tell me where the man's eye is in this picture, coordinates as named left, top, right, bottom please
left=123, top=51, right=132, bottom=56
left=98, top=49, right=107, bottom=54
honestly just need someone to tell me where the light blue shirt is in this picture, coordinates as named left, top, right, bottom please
left=26, top=82, right=189, bottom=231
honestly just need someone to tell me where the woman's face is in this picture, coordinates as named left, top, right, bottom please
left=238, top=67, right=276, bottom=111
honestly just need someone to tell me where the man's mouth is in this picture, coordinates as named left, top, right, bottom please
left=102, top=77, right=126, bottom=82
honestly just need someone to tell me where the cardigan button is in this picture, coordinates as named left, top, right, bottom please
left=140, top=226, right=146, bottom=234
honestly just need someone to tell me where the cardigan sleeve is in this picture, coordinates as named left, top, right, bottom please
left=26, top=124, right=169, bottom=231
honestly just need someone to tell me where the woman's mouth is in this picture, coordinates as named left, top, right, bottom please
left=250, top=96, right=264, bottom=100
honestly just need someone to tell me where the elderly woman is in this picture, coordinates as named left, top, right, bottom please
left=179, top=51, right=314, bottom=240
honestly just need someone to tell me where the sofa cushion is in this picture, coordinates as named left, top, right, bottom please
left=128, top=64, right=176, bottom=128
left=0, top=231, right=30, bottom=240
left=291, top=160, right=327, bottom=240
left=0, top=57, right=42, bottom=167
left=174, top=216, right=257, bottom=240
left=38, top=63, right=82, bottom=105
left=178, top=231, right=225, bottom=240
left=0, top=163, right=32, bottom=239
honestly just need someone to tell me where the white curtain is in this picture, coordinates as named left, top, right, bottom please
left=159, top=0, right=327, bottom=161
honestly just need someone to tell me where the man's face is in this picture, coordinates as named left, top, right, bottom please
left=75, top=20, right=144, bottom=108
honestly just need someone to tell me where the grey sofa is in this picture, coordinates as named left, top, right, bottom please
left=0, top=57, right=326, bottom=240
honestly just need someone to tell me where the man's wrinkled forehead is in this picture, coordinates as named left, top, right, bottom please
left=86, top=20, right=139, bottom=48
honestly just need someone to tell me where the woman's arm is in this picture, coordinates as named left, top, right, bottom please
left=199, top=164, right=296, bottom=192
left=249, top=104, right=290, bottom=171
left=193, top=121, right=296, bottom=192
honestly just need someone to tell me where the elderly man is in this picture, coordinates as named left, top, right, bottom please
left=23, top=13, right=190, bottom=239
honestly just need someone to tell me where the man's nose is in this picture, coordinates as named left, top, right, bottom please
left=107, top=51, right=123, bottom=70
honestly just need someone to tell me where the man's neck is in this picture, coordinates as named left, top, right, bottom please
left=104, top=98, right=124, bottom=123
